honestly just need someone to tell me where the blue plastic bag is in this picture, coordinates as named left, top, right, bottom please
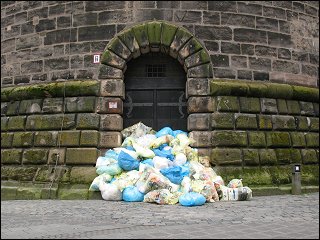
left=118, top=151, right=140, bottom=171
left=172, top=130, right=188, bottom=137
left=158, top=143, right=168, bottom=150
left=141, top=159, right=154, bottom=167
left=156, top=127, right=173, bottom=138
left=104, top=150, right=119, bottom=160
left=122, top=186, right=145, bottom=202
left=179, top=192, right=206, bottom=207
left=160, top=166, right=190, bottom=185
left=153, top=148, right=174, bottom=160
left=125, top=145, right=135, bottom=151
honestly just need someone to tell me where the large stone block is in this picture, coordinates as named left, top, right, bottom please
left=65, top=96, right=96, bottom=113
left=16, top=186, right=42, bottom=200
left=184, top=49, right=210, bottom=70
left=239, top=97, right=261, bottom=113
left=100, top=114, right=123, bottom=131
left=70, top=167, right=97, bottom=184
left=212, top=130, right=247, bottom=147
left=242, top=149, right=260, bottom=166
left=277, top=99, right=288, bottom=114
left=295, top=116, right=309, bottom=131
left=34, top=131, right=58, bottom=147
left=7, top=116, right=26, bottom=131
left=1, top=132, right=13, bottom=148
left=235, top=113, right=258, bottom=129
left=1, top=149, right=22, bottom=164
left=118, top=29, right=141, bottom=58
left=26, top=114, right=76, bottom=130
left=187, top=63, right=213, bottom=78
left=98, top=65, right=124, bottom=79
left=178, top=38, right=203, bottom=64
left=309, top=117, right=319, bottom=132
left=101, top=50, right=126, bottom=69
left=48, top=148, right=66, bottom=165
left=260, top=98, right=278, bottom=114
left=6, top=101, right=20, bottom=115
left=258, top=115, right=273, bottom=130
left=96, top=97, right=123, bottom=114
left=189, top=131, right=212, bottom=147
left=211, top=112, right=234, bottom=129
left=1, top=166, right=38, bottom=181
left=210, top=148, right=242, bottom=166
left=275, top=149, right=291, bottom=165
left=214, top=96, right=239, bottom=112
left=147, top=21, right=162, bottom=52
left=290, top=149, right=302, bottom=163
left=301, top=149, right=318, bottom=164
left=271, top=115, right=296, bottom=130
left=187, top=113, right=211, bottom=131
left=187, top=96, right=214, bottom=113
left=100, top=80, right=125, bottom=98
left=186, top=78, right=211, bottom=96
left=259, top=149, right=277, bottom=165
left=299, top=101, right=315, bottom=116
left=12, top=132, right=34, bottom=147
left=266, top=132, right=291, bottom=147
left=107, top=37, right=131, bottom=61
left=19, top=99, right=42, bottom=114
left=76, top=113, right=100, bottom=130
left=65, top=148, right=99, bottom=165
left=42, top=98, right=63, bottom=113
left=22, top=149, right=48, bottom=165
left=1, top=117, right=9, bottom=131
left=160, top=22, right=178, bottom=53
left=80, top=130, right=99, bottom=147
left=305, top=133, right=319, bottom=147
left=58, top=187, right=89, bottom=200
left=99, top=132, right=122, bottom=148
left=286, top=100, right=300, bottom=114
left=248, top=131, right=266, bottom=147
left=132, top=23, right=150, bottom=54
left=58, top=131, right=80, bottom=146
left=170, top=27, right=193, bottom=58
left=290, top=132, right=306, bottom=147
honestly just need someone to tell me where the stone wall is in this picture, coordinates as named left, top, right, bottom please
left=1, top=1, right=319, bottom=87
left=1, top=79, right=319, bottom=199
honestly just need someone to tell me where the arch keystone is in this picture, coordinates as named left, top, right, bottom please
left=147, top=21, right=162, bottom=52
left=132, top=23, right=150, bottom=54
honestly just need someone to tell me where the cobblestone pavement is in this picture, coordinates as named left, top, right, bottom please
left=1, top=192, right=319, bottom=239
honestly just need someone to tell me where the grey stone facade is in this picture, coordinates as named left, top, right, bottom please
left=1, top=1, right=319, bottom=87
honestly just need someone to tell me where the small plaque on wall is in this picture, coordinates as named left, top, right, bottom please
left=109, top=102, right=117, bottom=109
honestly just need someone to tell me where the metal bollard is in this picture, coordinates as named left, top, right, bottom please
left=291, top=164, right=301, bottom=195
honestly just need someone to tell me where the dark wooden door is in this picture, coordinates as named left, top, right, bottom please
left=124, top=52, right=187, bottom=131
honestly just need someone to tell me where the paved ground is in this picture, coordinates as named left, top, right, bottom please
left=1, top=192, right=319, bottom=239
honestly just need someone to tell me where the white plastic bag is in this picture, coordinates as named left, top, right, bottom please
left=99, top=182, right=122, bottom=201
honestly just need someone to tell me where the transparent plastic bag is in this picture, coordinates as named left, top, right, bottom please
left=112, top=170, right=141, bottom=191
left=227, top=179, right=243, bottom=188
left=121, top=122, right=153, bottom=138
left=143, top=189, right=182, bottom=205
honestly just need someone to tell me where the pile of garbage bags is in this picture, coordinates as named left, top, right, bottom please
left=89, top=122, right=252, bottom=206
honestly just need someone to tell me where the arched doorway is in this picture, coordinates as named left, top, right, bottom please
left=100, top=20, right=213, bottom=132
left=124, top=52, right=187, bottom=131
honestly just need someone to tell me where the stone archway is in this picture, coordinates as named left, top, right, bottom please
left=99, top=20, right=213, bottom=132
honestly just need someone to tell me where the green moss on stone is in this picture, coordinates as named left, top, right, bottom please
left=1, top=133, right=13, bottom=148
left=132, top=23, right=149, bottom=48
left=214, top=96, right=239, bottom=112
left=1, top=166, right=38, bottom=181
left=7, top=116, right=26, bottom=131
left=235, top=113, right=258, bottom=129
left=1, top=149, right=22, bottom=164
left=22, top=149, right=48, bottom=165
left=161, top=22, right=178, bottom=47
left=266, top=132, right=290, bottom=147
left=210, top=80, right=249, bottom=97
left=242, top=149, right=260, bottom=166
left=80, top=130, right=99, bottom=146
left=12, top=132, right=34, bottom=147
left=292, top=85, right=319, bottom=102
left=70, top=167, right=97, bottom=184
left=1, top=186, right=17, bottom=200
left=242, top=167, right=273, bottom=185
left=212, top=130, right=247, bottom=147
left=2, top=80, right=99, bottom=102
left=277, top=99, right=288, bottom=114
left=211, top=112, right=234, bottom=129
left=286, top=100, right=300, bottom=114
left=290, top=132, right=306, bottom=147
left=266, top=83, right=293, bottom=99
left=248, top=131, right=266, bottom=147
left=290, top=149, right=302, bottom=163
left=275, top=149, right=291, bottom=165
left=58, top=187, right=89, bottom=200
left=295, top=116, right=309, bottom=131
left=210, top=148, right=242, bottom=166
left=147, top=21, right=162, bottom=45
left=16, top=187, right=42, bottom=200
left=259, top=149, right=277, bottom=165
left=239, top=97, right=261, bottom=113
left=259, top=115, right=273, bottom=129
left=301, top=149, right=318, bottom=164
